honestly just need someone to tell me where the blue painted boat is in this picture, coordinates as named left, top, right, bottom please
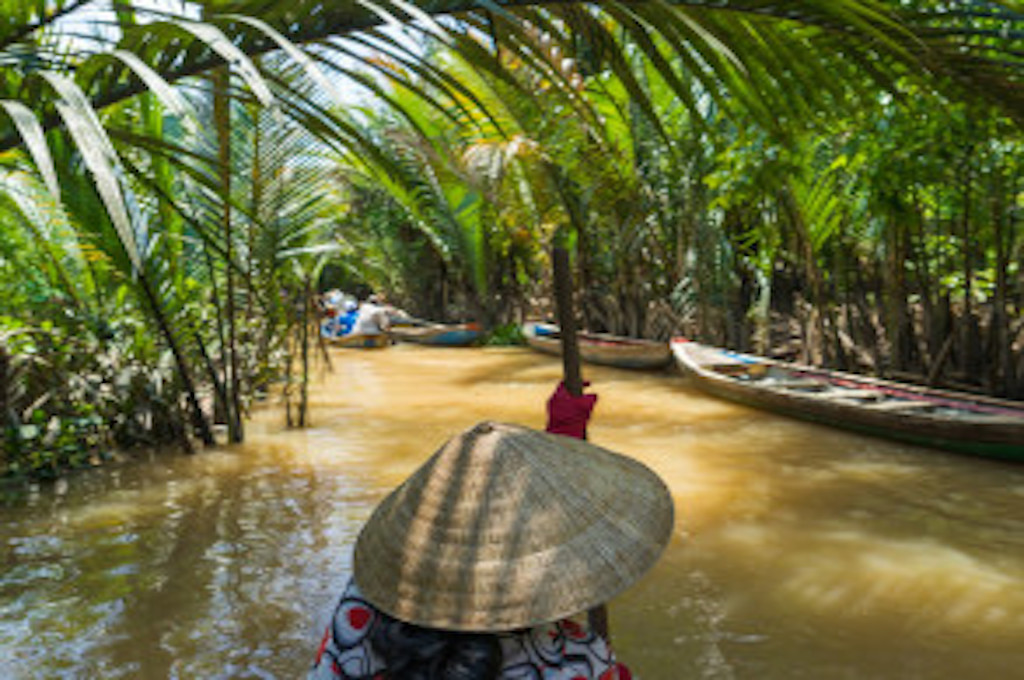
left=391, top=321, right=482, bottom=347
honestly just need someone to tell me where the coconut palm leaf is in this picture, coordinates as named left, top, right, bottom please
left=42, top=71, right=142, bottom=272
left=318, top=32, right=500, bottom=135
left=85, top=49, right=197, bottom=119
left=1, top=0, right=1021, bottom=164
left=0, top=171, right=82, bottom=304
left=0, top=100, right=60, bottom=198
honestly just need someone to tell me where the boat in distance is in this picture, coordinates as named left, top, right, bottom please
left=523, top=322, right=672, bottom=370
left=671, top=338, right=1024, bottom=462
left=330, top=333, right=391, bottom=349
left=390, top=320, right=483, bottom=346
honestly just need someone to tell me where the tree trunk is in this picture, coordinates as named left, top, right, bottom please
left=285, top=326, right=295, bottom=429
left=958, top=152, right=982, bottom=381
left=0, top=344, right=9, bottom=430
left=201, top=243, right=229, bottom=425
left=192, top=324, right=228, bottom=435
left=991, top=166, right=1014, bottom=396
left=781, top=184, right=826, bottom=365
left=910, top=193, right=936, bottom=368
left=247, top=102, right=261, bottom=337
left=213, top=65, right=244, bottom=443
left=138, top=272, right=213, bottom=448
left=299, top=277, right=311, bottom=428
left=884, top=206, right=914, bottom=373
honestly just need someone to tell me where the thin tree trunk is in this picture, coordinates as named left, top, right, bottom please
left=299, top=277, right=311, bottom=427
left=959, top=151, right=981, bottom=380
left=192, top=324, right=228, bottom=436
left=928, top=331, right=956, bottom=387
left=248, top=101, right=261, bottom=334
left=213, top=65, right=243, bottom=443
left=781, top=184, right=826, bottom=365
left=0, top=344, right=9, bottom=430
left=910, top=193, right=936, bottom=368
left=851, top=256, right=882, bottom=372
left=138, top=273, right=213, bottom=448
left=285, top=321, right=295, bottom=428
left=991, top=166, right=1013, bottom=396
left=1011, top=172, right=1023, bottom=398
left=201, top=243, right=229, bottom=425
left=882, top=204, right=914, bottom=372
left=828, top=238, right=847, bottom=370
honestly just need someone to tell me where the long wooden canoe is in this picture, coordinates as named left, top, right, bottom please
left=523, top=323, right=671, bottom=370
left=330, top=333, right=390, bottom=349
left=391, top=321, right=482, bottom=346
left=671, top=339, right=1024, bottom=462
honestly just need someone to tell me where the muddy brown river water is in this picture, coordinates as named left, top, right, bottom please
left=2, top=345, right=1023, bottom=679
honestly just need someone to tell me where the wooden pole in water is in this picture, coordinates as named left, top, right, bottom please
left=552, top=246, right=611, bottom=643
left=553, top=248, right=583, bottom=396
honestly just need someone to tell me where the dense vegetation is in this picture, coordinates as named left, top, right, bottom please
left=1, top=0, right=1021, bottom=477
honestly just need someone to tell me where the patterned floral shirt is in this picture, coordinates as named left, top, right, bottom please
left=310, top=580, right=633, bottom=679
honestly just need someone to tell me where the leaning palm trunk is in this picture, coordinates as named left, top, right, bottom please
left=137, top=272, right=214, bottom=447
left=193, top=322, right=230, bottom=432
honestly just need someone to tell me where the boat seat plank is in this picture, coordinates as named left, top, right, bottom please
left=866, top=400, right=935, bottom=411
left=763, top=379, right=828, bottom=390
left=711, top=363, right=755, bottom=374
left=816, top=389, right=883, bottom=401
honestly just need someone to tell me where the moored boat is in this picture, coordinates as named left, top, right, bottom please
left=523, top=322, right=671, bottom=370
left=671, top=339, right=1024, bottom=461
left=330, top=333, right=391, bottom=349
left=390, top=321, right=482, bottom=347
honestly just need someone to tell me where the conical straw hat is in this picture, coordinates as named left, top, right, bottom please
left=353, top=421, right=674, bottom=632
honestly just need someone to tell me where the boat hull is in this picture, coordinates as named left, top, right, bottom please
left=391, top=323, right=482, bottom=347
left=671, top=340, right=1024, bottom=462
left=330, top=333, right=391, bottom=349
left=524, top=323, right=671, bottom=370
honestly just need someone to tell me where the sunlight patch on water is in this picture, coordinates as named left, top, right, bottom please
left=827, top=458, right=924, bottom=481
left=707, top=522, right=1024, bottom=639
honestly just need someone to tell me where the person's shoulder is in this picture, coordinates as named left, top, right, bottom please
left=328, top=581, right=384, bottom=652
left=495, top=618, right=630, bottom=678
left=311, top=579, right=386, bottom=678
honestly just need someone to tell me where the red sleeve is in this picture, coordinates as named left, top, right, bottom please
left=545, top=381, right=598, bottom=439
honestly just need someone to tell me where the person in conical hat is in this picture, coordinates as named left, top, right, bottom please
left=310, top=384, right=674, bottom=679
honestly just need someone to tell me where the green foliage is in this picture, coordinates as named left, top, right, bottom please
left=484, top=323, right=526, bottom=346
left=3, top=410, right=110, bottom=480
left=0, top=0, right=1023, bottom=481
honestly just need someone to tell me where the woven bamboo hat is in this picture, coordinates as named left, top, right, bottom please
left=353, top=421, right=674, bottom=632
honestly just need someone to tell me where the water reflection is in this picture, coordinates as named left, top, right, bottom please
left=1, top=345, right=1023, bottom=679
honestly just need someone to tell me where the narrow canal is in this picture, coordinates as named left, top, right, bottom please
left=2, top=346, right=1023, bottom=679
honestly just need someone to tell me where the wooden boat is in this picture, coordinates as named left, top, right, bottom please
left=671, top=339, right=1024, bottom=462
left=330, top=333, right=390, bottom=349
left=523, top=323, right=671, bottom=370
left=390, top=321, right=482, bottom=347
